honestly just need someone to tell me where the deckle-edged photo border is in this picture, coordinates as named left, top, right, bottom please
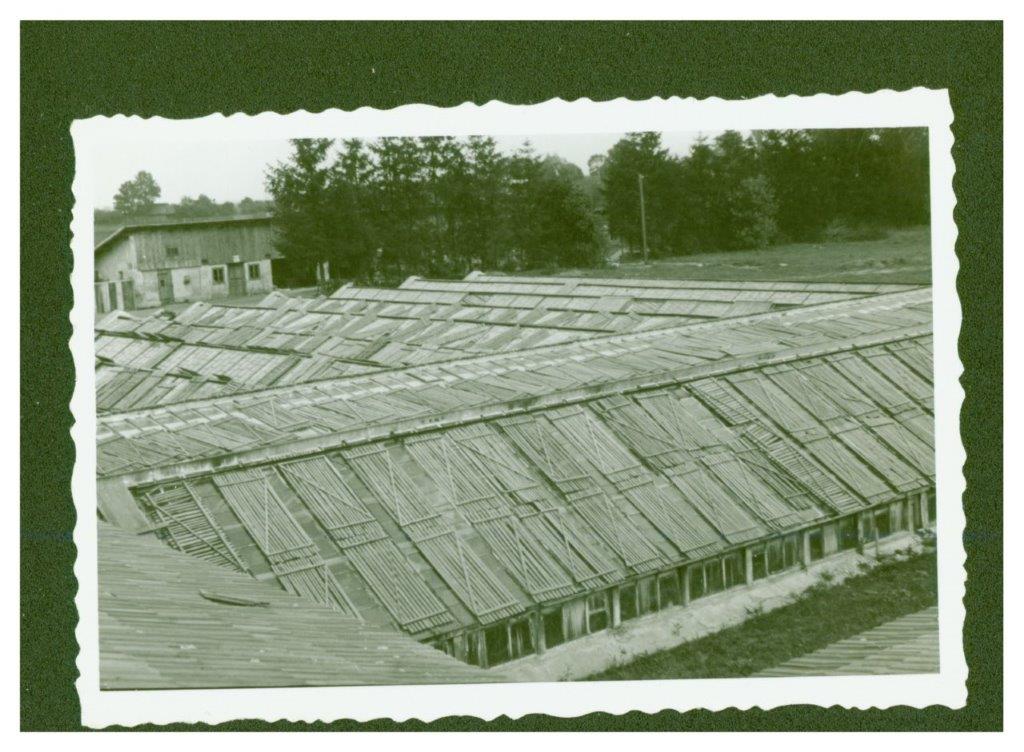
left=69, top=89, right=965, bottom=727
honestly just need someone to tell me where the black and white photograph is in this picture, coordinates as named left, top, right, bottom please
left=67, top=90, right=965, bottom=725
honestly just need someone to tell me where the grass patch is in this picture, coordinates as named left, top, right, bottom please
left=587, top=550, right=937, bottom=681
left=522, top=226, right=931, bottom=285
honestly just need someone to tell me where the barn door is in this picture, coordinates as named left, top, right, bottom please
left=157, top=270, right=174, bottom=304
left=227, top=262, right=246, bottom=296
left=121, top=279, right=135, bottom=310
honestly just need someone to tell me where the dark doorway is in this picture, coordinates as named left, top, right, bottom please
left=226, top=264, right=243, bottom=295
left=157, top=270, right=174, bottom=304
left=484, top=624, right=510, bottom=666
left=619, top=583, right=638, bottom=621
left=122, top=279, right=135, bottom=310
left=543, top=609, right=565, bottom=649
left=808, top=528, right=825, bottom=561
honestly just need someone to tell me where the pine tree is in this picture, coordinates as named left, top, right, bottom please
left=265, top=138, right=336, bottom=281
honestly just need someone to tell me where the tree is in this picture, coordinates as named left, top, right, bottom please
left=496, top=141, right=543, bottom=269
left=328, top=139, right=377, bottom=280
left=706, top=131, right=779, bottom=249
left=750, top=129, right=822, bottom=241
left=860, top=128, right=930, bottom=227
left=368, top=137, right=432, bottom=281
left=488, top=149, right=607, bottom=270
left=671, top=136, right=718, bottom=253
left=264, top=128, right=929, bottom=283
left=418, top=136, right=471, bottom=275
left=725, top=175, right=778, bottom=249
left=113, top=171, right=161, bottom=216
left=175, top=194, right=221, bottom=218
left=461, top=136, right=510, bottom=270
left=528, top=163, right=607, bottom=268
left=265, top=138, right=339, bottom=280
left=601, top=132, right=676, bottom=255
left=582, top=154, right=608, bottom=213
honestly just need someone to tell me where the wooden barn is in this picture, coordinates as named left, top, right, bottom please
left=93, top=275, right=936, bottom=682
left=94, top=215, right=279, bottom=311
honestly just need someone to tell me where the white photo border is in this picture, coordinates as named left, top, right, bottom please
left=70, top=89, right=966, bottom=727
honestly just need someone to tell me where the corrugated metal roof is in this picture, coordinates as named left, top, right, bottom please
left=94, top=276, right=934, bottom=653
left=97, top=274, right=922, bottom=413
left=111, top=331, right=933, bottom=640
left=96, top=306, right=932, bottom=645
left=96, top=288, right=932, bottom=477
left=97, top=521, right=490, bottom=689
left=460, top=271, right=921, bottom=295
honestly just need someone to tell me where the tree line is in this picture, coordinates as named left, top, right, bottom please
left=266, top=128, right=929, bottom=283
left=598, top=129, right=929, bottom=256
left=102, top=170, right=271, bottom=221
left=266, top=137, right=606, bottom=284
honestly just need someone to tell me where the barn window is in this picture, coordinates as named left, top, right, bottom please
left=783, top=534, right=800, bottom=568
left=165, top=246, right=179, bottom=258
left=838, top=516, right=859, bottom=550
left=212, top=266, right=226, bottom=284
left=247, top=262, right=261, bottom=280
left=638, top=576, right=659, bottom=614
left=808, top=528, right=825, bottom=561
left=704, top=558, right=725, bottom=594
left=872, top=507, right=892, bottom=539
left=586, top=592, right=609, bottom=633
left=751, top=545, right=768, bottom=580
left=658, top=572, right=681, bottom=608
left=543, top=609, right=565, bottom=648
left=723, top=553, right=744, bottom=588
left=484, top=624, right=511, bottom=666
left=767, top=539, right=785, bottom=573
left=467, top=632, right=486, bottom=666
left=687, top=565, right=705, bottom=601
left=509, top=618, right=534, bottom=660
left=619, top=583, right=638, bottom=621
left=893, top=501, right=907, bottom=531
left=563, top=599, right=587, bottom=641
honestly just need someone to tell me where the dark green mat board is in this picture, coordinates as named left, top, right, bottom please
left=21, top=20, right=1001, bottom=731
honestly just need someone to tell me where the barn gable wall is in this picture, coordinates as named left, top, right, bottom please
left=95, top=235, right=137, bottom=282
left=132, top=221, right=278, bottom=271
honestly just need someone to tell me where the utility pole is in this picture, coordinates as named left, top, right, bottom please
left=638, top=173, right=649, bottom=265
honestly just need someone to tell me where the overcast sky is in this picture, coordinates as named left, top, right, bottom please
left=90, top=131, right=711, bottom=208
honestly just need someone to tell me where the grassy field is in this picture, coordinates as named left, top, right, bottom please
left=526, top=226, right=932, bottom=285
left=587, top=550, right=937, bottom=681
